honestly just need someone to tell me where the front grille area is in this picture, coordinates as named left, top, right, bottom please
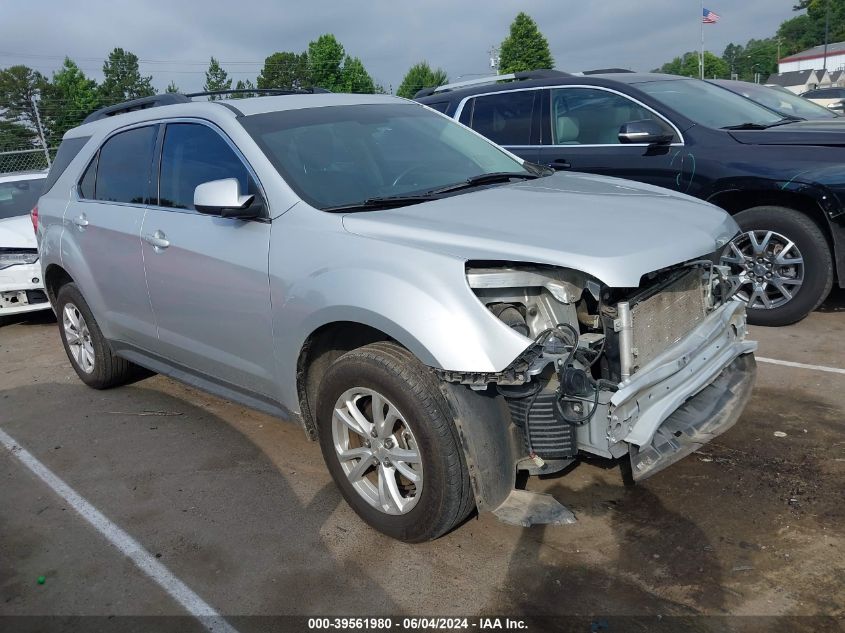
left=507, top=390, right=577, bottom=460
left=630, top=269, right=708, bottom=370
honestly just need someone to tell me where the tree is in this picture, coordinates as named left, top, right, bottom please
left=308, top=34, right=345, bottom=91
left=396, top=61, right=448, bottom=98
left=203, top=57, right=232, bottom=99
left=0, top=119, right=36, bottom=151
left=41, top=58, right=99, bottom=142
left=165, top=80, right=180, bottom=93
left=257, top=52, right=310, bottom=89
left=0, top=65, right=48, bottom=148
left=99, top=48, right=154, bottom=105
left=232, top=78, right=257, bottom=98
left=339, top=56, right=375, bottom=93
left=658, top=51, right=729, bottom=79
left=498, top=12, right=554, bottom=74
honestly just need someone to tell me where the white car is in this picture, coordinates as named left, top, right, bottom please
left=0, top=171, right=49, bottom=319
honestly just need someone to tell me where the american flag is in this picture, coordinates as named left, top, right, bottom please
left=703, top=8, right=720, bottom=23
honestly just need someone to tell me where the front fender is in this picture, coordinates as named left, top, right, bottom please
left=270, top=210, right=532, bottom=411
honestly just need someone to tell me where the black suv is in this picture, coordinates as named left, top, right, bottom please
left=417, top=71, right=845, bottom=326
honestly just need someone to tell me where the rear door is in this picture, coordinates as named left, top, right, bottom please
left=457, top=89, right=541, bottom=163
left=63, top=125, right=159, bottom=349
left=536, top=86, right=682, bottom=190
left=140, top=121, right=276, bottom=398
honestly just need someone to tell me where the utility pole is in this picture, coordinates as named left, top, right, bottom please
left=489, top=46, right=500, bottom=74
left=699, top=0, right=705, bottom=79
left=823, top=0, right=830, bottom=72
left=31, top=96, right=51, bottom=168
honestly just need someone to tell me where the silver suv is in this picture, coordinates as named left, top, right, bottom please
left=36, top=91, right=757, bottom=541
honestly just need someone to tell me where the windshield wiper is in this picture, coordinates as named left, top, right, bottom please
left=723, top=117, right=802, bottom=130
left=323, top=194, right=438, bottom=213
left=428, top=171, right=540, bottom=195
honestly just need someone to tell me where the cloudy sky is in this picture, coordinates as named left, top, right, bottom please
left=2, top=0, right=799, bottom=92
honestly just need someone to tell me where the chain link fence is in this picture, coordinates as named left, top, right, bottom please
left=0, top=147, right=57, bottom=175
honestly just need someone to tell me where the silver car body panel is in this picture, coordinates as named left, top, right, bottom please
left=37, top=94, right=751, bottom=450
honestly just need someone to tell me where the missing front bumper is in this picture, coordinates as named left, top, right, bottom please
left=629, top=352, right=757, bottom=481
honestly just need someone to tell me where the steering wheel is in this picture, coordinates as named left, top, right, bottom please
left=391, top=165, right=431, bottom=188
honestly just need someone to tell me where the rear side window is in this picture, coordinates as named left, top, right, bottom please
left=0, top=178, right=46, bottom=219
left=466, top=91, right=536, bottom=145
left=424, top=101, right=449, bottom=114
left=42, top=136, right=90, bottom=194
left=158, top=123, right=253, bottom=210
left=95, top=126, right=157, bottom=204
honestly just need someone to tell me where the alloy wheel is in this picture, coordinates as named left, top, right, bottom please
left=331, top=387, right=423, bottom=515
left=63, top=303, right=95, bottom=374
left=720, top=229, right=804, bottom=310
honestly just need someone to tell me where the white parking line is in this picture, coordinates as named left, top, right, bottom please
left=757, top=356, right=845, bottom=376
left=0, top=428, right=239, bottom=633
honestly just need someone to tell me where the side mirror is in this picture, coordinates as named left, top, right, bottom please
left=194, top=178, right=260, bottom=219
left=618, top=120, right=674, bottom=145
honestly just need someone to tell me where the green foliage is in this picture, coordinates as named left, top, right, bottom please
left=778, top=0, right=845, bottom=55
left=0, top=65, right=48, bottom=149
left=203, top=57, right=232, bottom=99
left=658, top=51, right=729, bottom=79
left=257, top=52, right=310, bottom=89
left=41, top=58, right=99, bottom=142
left=498, top=12, right=554, bottom=74
left=232, top=79, right=257, bottom=99
left=308, top=34, right=345, bottom=91
left=165, top=81, right=180, bottom=93
left=724, top=39, right=779, bottom=81
left=99, top=48, right=154, bottom=104
left=339, top=56, right=375, bottom=93
left=396, top=62, right=448, bottom=98
left=0, top=118, right=36, bottom=151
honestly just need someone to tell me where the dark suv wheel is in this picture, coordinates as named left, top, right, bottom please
left=56, top=283, right=149, bottom=388
left=316, top=342, right=474, bottom=542
left=720, top=206, right=833, bottom=326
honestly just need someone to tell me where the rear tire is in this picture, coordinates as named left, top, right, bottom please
left=316, top=342, right=474, bottom=542
left=56, top=283, right=149, bottom=389
left=723, top=206, right=833, bottom=326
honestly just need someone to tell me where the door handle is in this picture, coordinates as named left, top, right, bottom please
left=72, top=214, right=89, bottom=229
left=548, top=159, right=571, bottom=170
left=142, top=230, right=170, bottom=250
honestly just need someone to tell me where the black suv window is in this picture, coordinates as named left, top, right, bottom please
left=158, top=123, right=253, bottom=210
left=550, top=88, right=675, bottom=145
left=95, top=126, right=157, bottom=204
left=464, top=90, right=536, bottom=145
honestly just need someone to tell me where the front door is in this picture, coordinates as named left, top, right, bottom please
left=536, top=87, right=685, bottom=192
left=140, top=121, right=276, bottom=398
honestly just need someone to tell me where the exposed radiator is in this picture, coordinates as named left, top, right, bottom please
left=629, top=270, right=708, bottom=371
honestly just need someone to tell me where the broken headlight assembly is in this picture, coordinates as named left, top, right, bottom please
left=0, top=248, right=39, bottom=270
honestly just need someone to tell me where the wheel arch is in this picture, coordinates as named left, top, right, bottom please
left=44, top=264, right=75, bottom=306
left=296, top=321, right=395, bottom=439
left=708, top=187, right=841, bottom=286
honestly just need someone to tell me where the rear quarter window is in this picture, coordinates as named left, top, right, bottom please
left=41, top=136, right=90, bottom=194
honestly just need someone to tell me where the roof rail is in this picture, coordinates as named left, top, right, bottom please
left=184, top=87, right=331, bottom=98
left=579, top=68, right=636, bottom=75
left=82, top=94, right=189, bottom=124
left=414, top=69, right=570, bottom=98
left=81, top=86, right=332, bottom=124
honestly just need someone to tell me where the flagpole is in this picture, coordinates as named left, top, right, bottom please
left=700, top=0, right=705, bottom=79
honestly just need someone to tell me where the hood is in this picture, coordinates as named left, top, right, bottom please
left=342, top=172, right=738, bottom=288
left=729, top=119, right=845, bottom=146
left=0, top=215, right=37, bottom=249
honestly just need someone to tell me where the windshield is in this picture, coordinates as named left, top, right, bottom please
left=240, top=103, right=532, bottom=209
left=637, top=78, right=784, bottom=129
left=0, top=178, right=44, bottom=220
left=713, top=81, right=839, bottom=120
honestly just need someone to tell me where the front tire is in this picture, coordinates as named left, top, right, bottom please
left=721, top=206, right=833, bottom=326
left=56, top=283, right=147, bottom=389
left=316, top=342, right=474, bottom=542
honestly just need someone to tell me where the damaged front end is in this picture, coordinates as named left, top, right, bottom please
left=438, top=259, right=757, bottom=527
